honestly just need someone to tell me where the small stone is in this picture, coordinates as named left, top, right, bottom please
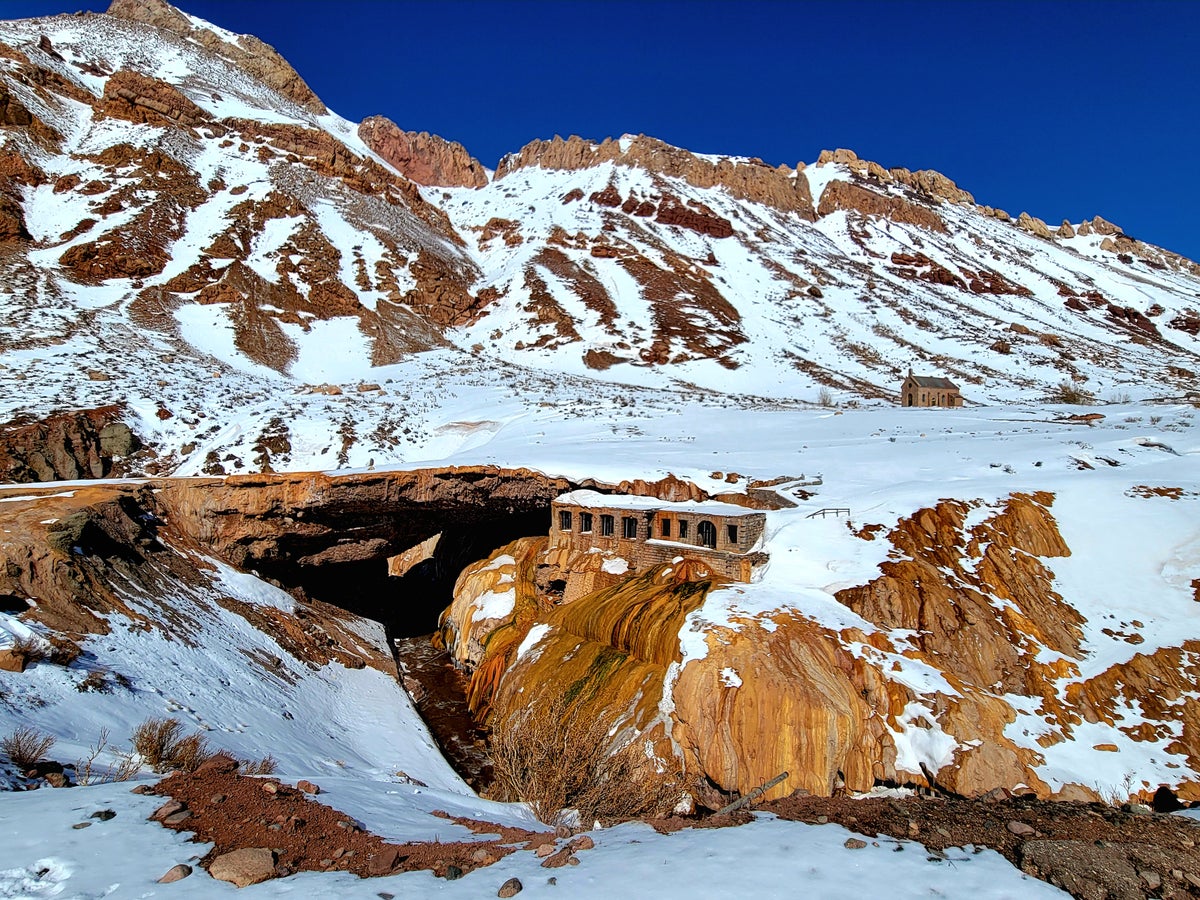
left=157, top=864, right=192, bottom=883
left=445, top=865, right=463, bottom=880
left=44, top=772, right=70, bottom=788
left=541, top=847, right=575, bottom=868
left=567, top=857, right=579, bottom=866
left=936, top=827, right=951, bottom=838
left=130, top=784, right=155, bottom=795
left=261, top=782, right=279, bottom=795
left=296, top=780, right=320, bottom=795
left=378, top=894, right=395, bottom=900
left=498, top=877, right=523, bottom=898
left=163, top=810, right=193, bottom=826
left=90, top=809, right=116, bottom=821
left=210, top=794, right=226, bottom=804
left=844, top=838, right=867, bottom=849
left=554, top=824, right=573, bottom=839
left=1006, top=820, right=1036, bottom=836
left=151, top=800, right=185, bottom=821
left=1171, top=869, right=1183, bottom=880
left=1186, top=873, right=1200, bottom=890
left=319, top=859, right=332, bottom=868
left=472, top=847, right=493, bottom=863
left=536, top=843, right=556, bottom=858
left=267, top=823, right=282, bottom=832
left=368, top=846, right=401, bottom=876
left=547, top=878, right=557, bottom=886
left=907, top=820, right=920, bottom=837
left=1140, top=870, right=1162, bottom=890
left=569, top=835, right=595, bottom=851
left=72, top=822, right=91, bottom=829
left=816, top=815, right=828, bottom=824
left=332, top=848, right=346, bottom=859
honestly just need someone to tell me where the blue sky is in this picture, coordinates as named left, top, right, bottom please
left=6, top=0, right=1200, bottom=260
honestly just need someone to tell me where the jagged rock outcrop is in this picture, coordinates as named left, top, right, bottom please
left=1057, top=219, right=1076, bottom=238
left=495, top=134, right=815, bottom=220
left=0, top=407, right=138, bottom=482
left=1018, top=211, right=1054, bottom=239
left=96, top=69, right=212, bottom=130
left=817, top=179, right=947, bottom=232
left=106, top=0, right=327, bottom=114
left=358, top=117, right=488, bottom=188
left=890, top=166, right=975, bottom=205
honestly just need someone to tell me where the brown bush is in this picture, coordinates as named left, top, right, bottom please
left=244, top=754, right=278, bottom=776
left=170, top=732, right=213, bottom=772
left=1, top=725, right=55, bottom=770
left=48, top=636, right=82, bottom=667
left=130, top=717, right=215, bottom=772
left=76, top=669, right=111, bottom=693
left=1046, top=380, right=1095, bottom=405
left=8, top=636, right=45, bottom=668
left=489, top=694, right=681, bottom=826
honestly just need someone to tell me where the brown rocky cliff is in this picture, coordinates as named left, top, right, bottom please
left=0, top=407, right=137, bottom=482
left=495, top=134, right=815, bottom=220
left=818, top=179, right=948, bottom=233
left=358, top=117, right=488, bottom=188
left=105, top=0, right=327, bottom=114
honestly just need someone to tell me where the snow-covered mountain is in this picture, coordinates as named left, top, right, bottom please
left=0, top=0, right=1197, bottom=474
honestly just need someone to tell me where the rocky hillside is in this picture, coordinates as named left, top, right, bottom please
left=0, top=1, right=1197, bottom=475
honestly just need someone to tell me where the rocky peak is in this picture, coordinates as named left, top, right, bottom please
left=495, top=133, right=814, bottom=220
left=357, top=116, right=488, bottom=188
left=815, top=148, right=974, bottom=205
left=105, top=0, right=327, bottom=114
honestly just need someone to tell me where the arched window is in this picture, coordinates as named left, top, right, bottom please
left=697, top=520, right=717, bottom=549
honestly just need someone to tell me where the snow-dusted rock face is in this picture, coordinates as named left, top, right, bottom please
left=447, top=491, right=1200, bottom=803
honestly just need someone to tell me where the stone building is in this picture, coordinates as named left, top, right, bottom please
left=900, top=369, right=963, bottom=407
left=549, top=490, right=767, bottom=583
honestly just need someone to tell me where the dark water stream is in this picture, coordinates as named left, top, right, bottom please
left=391, top=633, right=494, bottom=792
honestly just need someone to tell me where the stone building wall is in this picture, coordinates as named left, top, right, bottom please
left=550, top=499, right=767, bottom=583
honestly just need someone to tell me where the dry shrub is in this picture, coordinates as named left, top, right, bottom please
left=1047, top=380, right=1095, bottom=405
left=74, top=727, right=139, bottom=785
left=75, top=669, right=111, bottom=693
left=489, top=695, right=681, bottom=826
left=131, top=717, right=212, bottom=772
left=990, top=338, right=1012, bottom=354
left=8, top=636, right=45, bottom=668
left=244, top=754, right=278, bottom=776
left=48, top=636, right=82, bottom=667
left=1, top=725, right=55, bottom=770
left=170, top=732, right=213, bottom=773
left=131, top=717, right=183, bottom=770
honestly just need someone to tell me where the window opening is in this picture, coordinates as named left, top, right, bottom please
left=600, top=514, right=614, bottom=537
left=580, top=512, right=593, bottom=533
left=727, top=524, right=738, bottom=545
left=660, top=518, right=671, bottom=538
left=623, top=516, right=638, bottom=539
left=559, top=510, right=572, bottom=531
left=698, top=520, right=717, bottom=549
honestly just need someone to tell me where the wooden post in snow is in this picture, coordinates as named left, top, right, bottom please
left=714, top=771, right=789, bottom=816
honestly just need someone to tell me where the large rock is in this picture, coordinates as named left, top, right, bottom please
left=207, top=848, right=276, bottom=888
left=0, top=407, right=135, bottom=482
left=1017, top=212, right=1053, bottom=239
left=358, top=117, right=488, bottom=188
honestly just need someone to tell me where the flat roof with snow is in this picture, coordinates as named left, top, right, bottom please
left=553, top=490, right=762, bottom=517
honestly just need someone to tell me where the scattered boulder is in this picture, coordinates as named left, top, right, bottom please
left=296, top=780, right=320, bottom=795
left=157, top=864, right=192, bottom=883
left=1057, top=219, right=1076, bottom=238
left=498, top=877, right=523, bottom=897
left=208, top=848, right=277, bottom=888
left=1017, top=212, right=1053, bottom=239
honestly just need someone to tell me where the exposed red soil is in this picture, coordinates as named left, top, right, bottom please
left=151, top=757, right=553, bottom=881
